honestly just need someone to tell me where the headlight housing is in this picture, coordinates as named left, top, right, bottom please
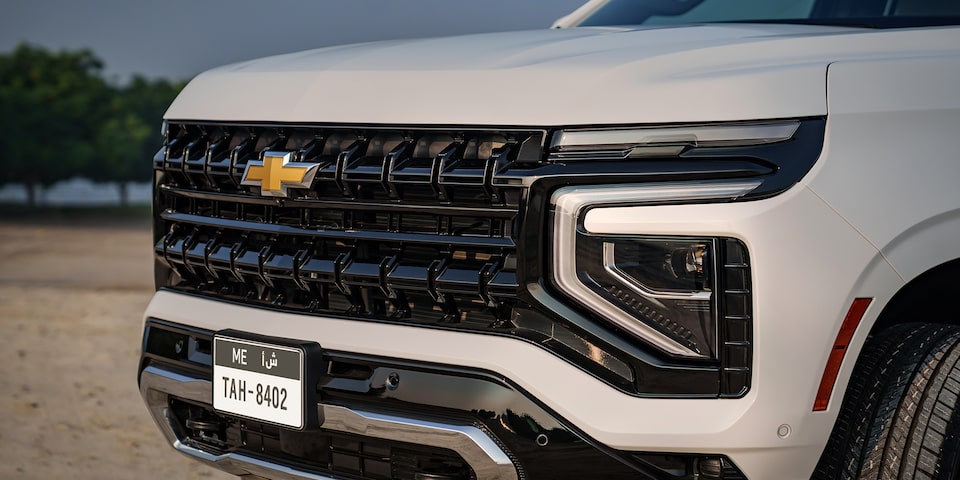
left=546, top=119, right=797, bottom=362
left=579, top=235, right=718, bottom=357
left=538, top=118, right=815, bottom=393
left=552, top=181, right=757, bottom=360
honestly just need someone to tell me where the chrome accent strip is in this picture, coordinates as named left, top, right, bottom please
left=550, top=180, right=761, bottom=358
left=320, top=404, right=518, bottom=480
left=173, top=440, right=348, bottom=480
left=139, top=366, right=213, bottom=451
left=553, top=121, right=800, bottom=151
left=139, top=365, right=518, bottom=480
left=601, top=242, right=712, bottom=301
left=141, top=365, right=210, bottom=403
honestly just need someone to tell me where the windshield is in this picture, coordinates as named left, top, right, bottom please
left=572, top=0, right=960, bottom=28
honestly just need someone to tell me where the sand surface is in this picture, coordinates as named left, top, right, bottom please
left=0, top=217, right=233, bottom=479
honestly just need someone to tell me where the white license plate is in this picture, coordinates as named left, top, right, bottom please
left=213, top=336, right=304, bottom=429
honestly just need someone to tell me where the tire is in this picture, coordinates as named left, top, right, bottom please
left=814, top=323, right=960, bottom=479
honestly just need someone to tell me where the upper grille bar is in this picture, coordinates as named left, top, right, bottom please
left=157, top=123, right=546, bottom=205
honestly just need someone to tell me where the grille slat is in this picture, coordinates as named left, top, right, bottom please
left=160, top=185, right=520, bottom=217
left=160, top=212, right=515, bottom=248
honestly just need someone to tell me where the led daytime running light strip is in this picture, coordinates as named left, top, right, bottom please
left=553, top=121, right=800, bottom=151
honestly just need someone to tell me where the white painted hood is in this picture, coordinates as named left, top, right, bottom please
left=165, top=24, right=948, bottom=126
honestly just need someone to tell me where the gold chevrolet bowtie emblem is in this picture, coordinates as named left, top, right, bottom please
left=241, top=151, right=320, bottom=198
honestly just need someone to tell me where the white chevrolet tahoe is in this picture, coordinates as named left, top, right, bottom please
left=138, top=0, right=960, bottom=478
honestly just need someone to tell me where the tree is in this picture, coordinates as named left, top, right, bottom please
left=90, top=75, right=185, bottom=206
left=89, top=101, right=152, bottom=206
left=0, top=43, right=109, bottom=205
left=0, top=44, right=184, bottom=206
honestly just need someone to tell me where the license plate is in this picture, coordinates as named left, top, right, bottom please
left=213, top=335, right=305, bottom=429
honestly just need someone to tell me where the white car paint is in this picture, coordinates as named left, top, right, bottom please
left=168, top=25, right=955, bottom=127
left=809, top=55, right=960, bottom=282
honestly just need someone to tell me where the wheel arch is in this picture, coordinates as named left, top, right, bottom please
left=869, top=256, right=960, bottom=336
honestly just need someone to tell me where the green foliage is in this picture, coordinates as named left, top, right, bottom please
left=0, top=43, right=184, bottom=205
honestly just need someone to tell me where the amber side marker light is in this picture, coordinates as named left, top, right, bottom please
left=813, top=298, right=873, bottom=412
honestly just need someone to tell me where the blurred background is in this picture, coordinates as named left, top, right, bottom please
left=0, top=0, right=585, bottom=207
left=0, top=1, right=583, bottom=478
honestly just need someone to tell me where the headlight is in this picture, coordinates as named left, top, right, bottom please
left=551, top=181, right=758, bottom=359
left=579, top=235, right=718, bottom=357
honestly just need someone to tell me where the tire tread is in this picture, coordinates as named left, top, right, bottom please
left=814, top=323, right=960, bottom=480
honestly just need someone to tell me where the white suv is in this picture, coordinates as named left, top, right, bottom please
left=139, top=0, right=960, bottom=478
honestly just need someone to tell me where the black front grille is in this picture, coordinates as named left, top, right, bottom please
left=152, top=120, right=799, bottom=397
left=155, top=123, right=544, bottom=329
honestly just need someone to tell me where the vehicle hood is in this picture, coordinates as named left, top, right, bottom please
left=166, top=24, right=953, bottom=126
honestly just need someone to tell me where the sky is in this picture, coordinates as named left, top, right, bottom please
left=1, top=0, right=586, bottom=82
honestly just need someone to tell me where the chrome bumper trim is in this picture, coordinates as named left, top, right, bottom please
left=139, top=364, right=519, bottom=480
left=320, top=404, right=518, bottom=480
left=172, top=440, right=346, bottom=480
left=139, top=366, right=210, bottom=449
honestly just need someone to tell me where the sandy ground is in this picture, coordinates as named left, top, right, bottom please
left=0, top=216, right=233, bottom=479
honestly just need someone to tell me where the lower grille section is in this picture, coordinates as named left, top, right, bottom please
left=157, top=211, right=518, bottom=328
left=171, top=399, right=477, bottom=480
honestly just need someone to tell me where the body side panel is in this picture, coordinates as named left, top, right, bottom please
left=808, top=55, right=960, bottom=283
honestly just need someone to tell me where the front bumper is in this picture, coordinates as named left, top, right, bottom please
left=139, top=318, right=747, bottom=479
left=140, top=365, right=517, bottom=479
